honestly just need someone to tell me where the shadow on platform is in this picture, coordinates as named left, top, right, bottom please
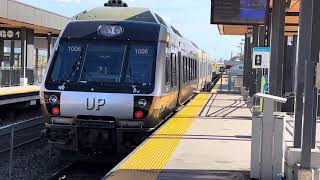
left=107, top=169, right=250, bottom=180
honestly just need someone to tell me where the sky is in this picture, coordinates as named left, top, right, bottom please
left=19, top=0, right=243, bottom=61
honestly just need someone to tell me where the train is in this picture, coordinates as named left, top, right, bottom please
left=40, top=0, right=214, bottom=155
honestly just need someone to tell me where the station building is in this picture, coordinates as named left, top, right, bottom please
left=0, top=0, right=70, bottom=87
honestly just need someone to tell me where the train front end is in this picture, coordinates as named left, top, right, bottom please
left=40, top=20, right=163, bottom=154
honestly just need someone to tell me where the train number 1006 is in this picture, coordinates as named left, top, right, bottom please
left=68, top=46, right=81, bottom=52
left=135, top=49, right=149, bottom=55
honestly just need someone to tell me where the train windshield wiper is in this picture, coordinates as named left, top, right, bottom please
left=66, top=46, right=85, bottom=81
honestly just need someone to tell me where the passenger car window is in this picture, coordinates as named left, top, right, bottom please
left=183, top=57, right=187, bottom=82
left=188, top=58, right=191, bottom=82
left=171, top=53, right=177, bottom=87
left=165, top=57, right=171, bottom=85
left=195, top=60, right=198, bottom=79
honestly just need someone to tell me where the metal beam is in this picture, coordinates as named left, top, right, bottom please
left=10, top=40, right=14, bottom=67
left=47, top=33, right=52, bottom=60
left=0, top=40, right=4, bottom=67
left=285, top=23, right=299, bottom=26
left=298, top=0, right=320, bottom=168
left=294, top=37, right=304, bottom=148
left=269, top=0, right=286, bottom=111
left=255, top=26, right=266, bottom=104
left=21, top=28, right=34, bottom=84
left=281, top=37, right=295, bottom=112
left=250, top=26, right=258, bottom=97
left=247, top=36, right=253, bottom=92
left=243, top=34, right=250, bottom=90
left=286, top=12, right=299, bottom=16
left=21, top=29, right=26, bottom=78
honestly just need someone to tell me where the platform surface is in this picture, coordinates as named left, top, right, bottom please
left=105, top=92, right=252, bottom=180
left=0, top=85, right=40, bottom=96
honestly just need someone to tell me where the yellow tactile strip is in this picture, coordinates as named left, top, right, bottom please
left=0, top=85, right=40, bottom=96
left=119, top=93, right=211, bottom=170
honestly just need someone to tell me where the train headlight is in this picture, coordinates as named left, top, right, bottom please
left=138, top=99, right=148, bottom=108
left=114, top=26, right=123, bottom=34
left=99, top=26, right=112, bottom=35
left=48, top=95, right=58, bottom=104
left=98, top=25, right=124, bottom=37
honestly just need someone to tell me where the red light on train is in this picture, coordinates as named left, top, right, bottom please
left=135, top=111, right=143, bottom=119
left=52, top=107, right=60, bottom=115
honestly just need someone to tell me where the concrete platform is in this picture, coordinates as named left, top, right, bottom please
left=104, top=93, right=252, bottom=180
left=0, top=85, right=40, bottom=96
left=160, top=94, right=251, bottom=179
left=0, top=85, right=40, bottom=105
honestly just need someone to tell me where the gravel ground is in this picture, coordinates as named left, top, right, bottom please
left=52, top=161, right=118, bottom=180
left=0, top=106, right=43, bottom=127
left=0, top=138, right=70, bottom=180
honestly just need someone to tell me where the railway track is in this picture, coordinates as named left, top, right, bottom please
left=0, top=116, right=44, bottom=153
left=45, top=77, right=221, bottom=180
left=46, top=158, right=121, bottom=180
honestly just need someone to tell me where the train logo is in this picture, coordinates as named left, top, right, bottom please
left=86, top=98, right=106, bottom=111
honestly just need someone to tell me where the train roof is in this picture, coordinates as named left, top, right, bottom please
left=75, top=7, right=158, bottom=23
left=72, top=6, right=209, bottom=57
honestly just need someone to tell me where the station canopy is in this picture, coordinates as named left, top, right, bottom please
left=215, top=0, right=299, bottom=36
left=0, top=0, right=70, bottom=35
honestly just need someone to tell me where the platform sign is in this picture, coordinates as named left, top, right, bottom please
left=211, top=0, right=268, bottom=25
left=0, top=28, right=21, bottom=40
left=252, top=47, right=270, bottom=69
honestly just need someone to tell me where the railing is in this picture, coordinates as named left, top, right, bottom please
left=219, top=71, right=243, bottom=93
left=0, top=117, right=44, bottom=180
left=0, top=67, right=46, bottom=87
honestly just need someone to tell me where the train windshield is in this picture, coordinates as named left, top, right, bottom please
left=49, top=42, right=84, bottom=82
left=125, top=45, right=155, bottom=85
left=46, top=40, right=156, bottom=93
left=80, top=42, right=125, bottom=83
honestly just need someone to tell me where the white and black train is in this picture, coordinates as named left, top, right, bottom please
left=41, top=2, right=213, bottom=155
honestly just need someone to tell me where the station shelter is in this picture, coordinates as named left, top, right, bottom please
left=0, top=0, right=70, bottom=87
left=212, top=0, right=320, bottom=178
